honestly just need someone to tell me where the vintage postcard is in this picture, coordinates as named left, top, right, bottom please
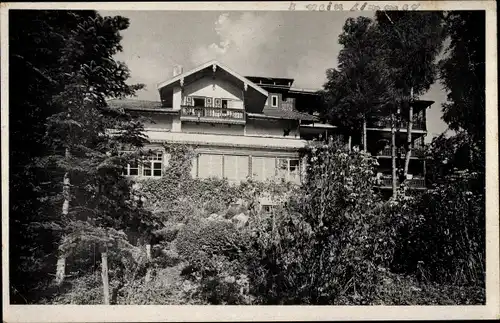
left=1, top=1, right=498, bottom=321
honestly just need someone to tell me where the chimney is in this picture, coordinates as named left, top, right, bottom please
left=173, top=65, right=183, bottom=77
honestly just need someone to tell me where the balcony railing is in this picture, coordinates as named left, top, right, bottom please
left=376, top=147, right=426, bottom=158
left=368, top=119, right=426, bottom=130
left=181, top=106, right=245, bottom=124
left=378, top=175, right=426, bottom=189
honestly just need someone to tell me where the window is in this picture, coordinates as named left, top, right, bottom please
left=142, top=152, right=163, bottom=177
left=289, top=159, right=300, bottom=182
left=123, top=151, right=164, bottom=178
left=271, top=95, right=278, bottom=107
left=142, top=162, right=152, bottom=176
left=252, top=157, right=276, bottom=181
left=193, top=98, right=205, bottom=107
left=124, top=159, right=139, bottom=176
left=198, top=154, right=223, bottom=179
left=224, top=155, right=249, bottom=183
left=272, top=157, right=301, bottom=183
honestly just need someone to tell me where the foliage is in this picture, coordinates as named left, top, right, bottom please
left=244, top=138, right=400, bottom=305
left=426, top=130, right=485, bottom=186
left=439, top=11, right=485, bottom=144
left=176, top=218, right=252, bottom=304
left=319, top=17, right=394, bottom=138
left=392, top=169, right=485, bottom=287
left=372, top=270, right=485, bottom=305
left=320, top=12, right=445, bottom=142
left=47, top=273, right=104, bottom=305
left=138, top=143, right=299, bottom=223
left=375, top=11, right=445, bottom=99
left=9, top=10, right=158, bottom=303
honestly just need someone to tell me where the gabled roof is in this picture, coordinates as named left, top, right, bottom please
left=156, top=60, right=268, bottom=96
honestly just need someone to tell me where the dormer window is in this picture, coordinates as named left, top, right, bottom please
left=271, top=95, right=278, bottom=107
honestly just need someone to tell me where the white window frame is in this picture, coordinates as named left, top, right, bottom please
left=271, top=95, right=278, bottom=107
left=123, top=150, right=164, bottom=178
left=276, top=157, right=300, bottom=182
left=142, top=151, right=163, bottom=178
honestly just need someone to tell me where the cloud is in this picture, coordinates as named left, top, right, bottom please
left=190, top=12, right=285, bottom=75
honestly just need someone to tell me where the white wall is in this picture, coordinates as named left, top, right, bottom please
left=245, top=119, right=299, bottom=138
left=173, top=86, right=182, bottom=110
left=182, top=122, right=244, bottom=136
left=142, top=114, right=173, bottom=130
left=183, top=76, right=243, bottom=103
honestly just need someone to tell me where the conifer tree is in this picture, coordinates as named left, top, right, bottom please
left=9, top=10, right=159, bottom=303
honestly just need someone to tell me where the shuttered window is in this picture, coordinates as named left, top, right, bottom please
left=198, top=154, right=223, bottom=179
left=224, top=155, right=249, bottom=183
left=252, top=157, right=276, bottom=182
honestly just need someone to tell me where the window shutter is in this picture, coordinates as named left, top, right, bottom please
left=184, top=96, right=193, bottom=106
left=198, top=154, right=223, bottom=179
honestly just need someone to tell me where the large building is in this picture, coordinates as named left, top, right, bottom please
left=108, top=60, right=431, bottom=191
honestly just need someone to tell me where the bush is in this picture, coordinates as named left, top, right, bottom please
left=244, top=138, right=399, bottom=305
left=392, top=169, right=485, bottom=287
left=175, top=218, right=252, bottom=304
left=48, top=273, right=103, bottom=305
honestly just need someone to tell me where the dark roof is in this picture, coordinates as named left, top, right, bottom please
left=249, top=107, right=318, bottom=121
left=106, top=99, right=177, bottom=113
left=245, top=76, right=295, bottom=87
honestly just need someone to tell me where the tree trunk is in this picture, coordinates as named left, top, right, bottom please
left=403, top=88, right=414, bottom=195
left=348, top=135, right=352, bottom=152
left=55, top=147, right=71, bottom=285
left=145, top=244, right=152, bottom=283
left=101, top=249, right=110, bottom=305
left=391, top=112, right=397, bottom=198
left=362, top=117, right=367, bottom=152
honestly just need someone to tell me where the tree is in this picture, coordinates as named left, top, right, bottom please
left=320, top=17, right=394, bottom=151
left=375, top=11, right=445, bottom=194
left=321, top=13, right=444, bottom=197
left=9, top=10, right=159, bottom=303
left=439, top=11, right=485, bottom=149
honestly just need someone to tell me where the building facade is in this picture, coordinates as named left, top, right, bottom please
left=108, top=60, right=432, bottom=191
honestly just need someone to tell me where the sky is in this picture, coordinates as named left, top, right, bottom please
left=100, top=10, right=450, bottom=142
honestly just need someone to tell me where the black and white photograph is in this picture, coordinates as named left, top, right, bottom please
left=2, top=1, right=498, bottom=321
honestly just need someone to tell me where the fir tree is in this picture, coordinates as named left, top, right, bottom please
left=9, top=10, right=159, bottom=303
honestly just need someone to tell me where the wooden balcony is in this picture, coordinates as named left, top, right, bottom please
left=180, top=106, right=246, bottom=125
left=368, top=119, right=426, bottom=131
left=378, top=175, right=426, bottom=189
left=376, top=147, right=426, bottom=158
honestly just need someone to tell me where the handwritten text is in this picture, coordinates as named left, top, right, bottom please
left=289, top=2, right=421, bottom=11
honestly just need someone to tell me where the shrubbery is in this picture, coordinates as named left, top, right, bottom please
left=52, top=140, right=485, bottom=305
